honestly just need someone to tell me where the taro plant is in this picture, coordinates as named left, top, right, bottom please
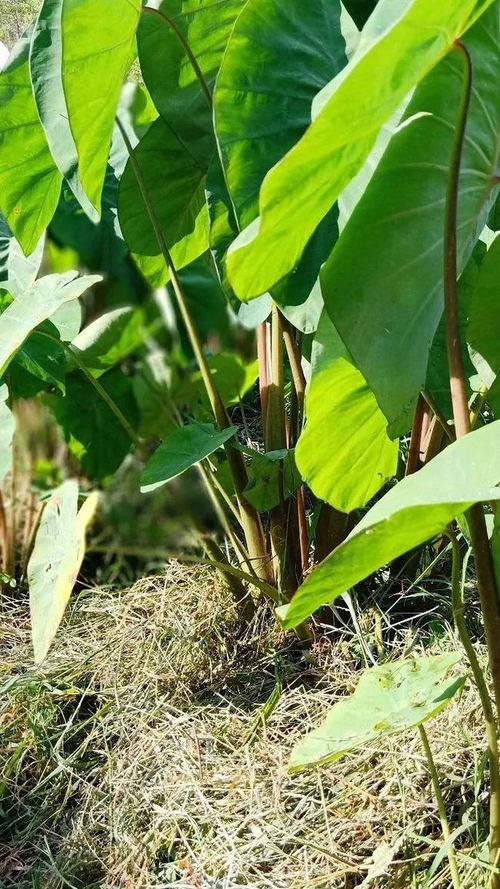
left=1, top=0, right=500, bottom=880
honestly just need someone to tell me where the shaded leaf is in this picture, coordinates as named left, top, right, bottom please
left=50, top=369, right=138, bottom=480
left=245, top=449, right=301, bottom=512
left=138, top=0, right=244, bottom=162
left=141, top=421, right=237, bottom=493
left=468, top=235, right=500, bottom=380
left=214, top=0, right=346, bottom=229
left=119, top=117, right=210, bottom=287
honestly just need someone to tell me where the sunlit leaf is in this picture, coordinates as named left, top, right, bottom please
left=30, top=0, right=141, bottom=215
left=279, top=421, right=500, bottom=628
left=29, top=481, right=99, bottom=663
left=296, top=312, right=398, bottom=512
left=321, top=5, right=500, bottom=436
left=0, top=28, right=61, bottom=253
left=0, top=214, right=44, bottom=297
left=0, top=272, right=101, bottom=377
left=226, top=0, right=495, bottom=300
left=0, top=384, right=15, bottom=485
left=71, top=307, right=152, bottom=377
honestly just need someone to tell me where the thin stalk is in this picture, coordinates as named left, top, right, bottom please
left=32, top=330, right=141, bottom=447
left=444, top=43, right=473, bottom=442
left=282, top=319, right=306, bottom=429
left=282, top=318, right=309, bottom=574
left=198, top=461, right=257, bottom=578
left=418, top=723, right=461, bottom=889
left=406, top=393, right=426, bottom=476
left=266, top=306, right=296, bottom=597
left=257, top=322, right=271, bottom=437
left=444, top=41, right=500, bottom=877
left=446, top=529, right=500, bottom=869
left=422, top=389, right=455, bottom=442
left=198, top=533, right=255, bottom=622
left=116, top=116, right=269, bottom=582
left=141, top=6, right=213, bottom=111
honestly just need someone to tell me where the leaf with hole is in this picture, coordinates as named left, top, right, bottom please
left=289, top=653, right=463, bottom=772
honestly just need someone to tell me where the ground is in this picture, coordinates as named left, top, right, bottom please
left=0, top=565, right=492, bottom=888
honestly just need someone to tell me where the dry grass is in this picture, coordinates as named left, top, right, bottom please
left=0, top=565, right=494, bottom=888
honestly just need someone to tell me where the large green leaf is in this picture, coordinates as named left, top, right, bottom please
left=321, top=5, right=500, bottom=436
left=0, top=384, right=15, bottom=485
left=50, top=369, right=138, bottom=480
left=214, top=0, right=345, bottom=230
left=118, top=117, right=210, bottom=287
left=278, top=421, right=500, bottom=629
left=0, top=214, right=44, bottom=297
left=28, top=481, right=98, bottom=663
left=296, top=312, right=398, bottom=512
left=213, top=1, right=344, bottom=317
left=0, top=271, right=101, bottom=377
left=226, top=0, right=495, bottom=300
left=30, top=0, right=98, bottom=220
left=0, top=28, right=62, bottom=253
left=289, top=653, right=463, bottom=773
left=30, top=0, right=141, bottom=215
left=141, top=421, right=237, bottom=493
left=138, top=0, right=244, bottom=162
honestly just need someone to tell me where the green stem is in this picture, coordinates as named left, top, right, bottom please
left=33, top=330, right=141, bottom=447
left=266, top=306, right=296, bottom=598
left=444, top=41, right=500, bottom=878
left=141, top=6, right=213, bottom=111
left=446, top=529, right=500, bottom=869
left=418, top=723, right=461, bottom=889
left=116, top=116, right=270, bottom=582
